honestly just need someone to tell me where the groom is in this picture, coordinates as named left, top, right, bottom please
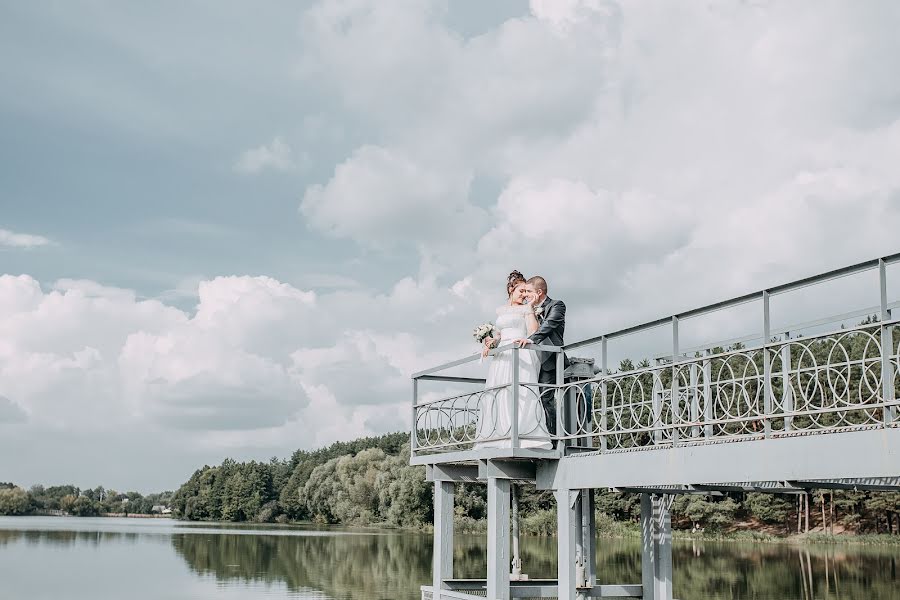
left=517, top=276, right=566, bottom=437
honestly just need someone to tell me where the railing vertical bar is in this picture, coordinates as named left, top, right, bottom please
left=652, top=360, right=663, bottom=445
left=781, top=333, right=793, bottom=432
left=671, top=317, right=680, bottom=446
left=690, top=363, right=699, bottom=438
left=762, top=291, right=772, bottom=437
left=556, top=351, right=565, bottom=451
left=511, top=348, right=520, bottom=449
left=703, top=349, right=713, bottom=438
left=411, top=378, right=418, bottom=457
left=600, top=336, right=608, bottom=452
left=879, top=259, right=896, bottom=424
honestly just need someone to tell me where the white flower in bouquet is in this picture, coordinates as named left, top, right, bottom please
left=473, top=322, right=499, bottom=345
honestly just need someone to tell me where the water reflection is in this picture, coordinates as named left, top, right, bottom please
left=0, top=519, right=897, bottom=600
left=0, top=527, right=144, bottom=547
left=170, top=530, right=899, bottom=600
left=172, top=531, right=433, bottom=600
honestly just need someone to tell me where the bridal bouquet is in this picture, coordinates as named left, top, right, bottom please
left=473, top=322, right=499, bottom=346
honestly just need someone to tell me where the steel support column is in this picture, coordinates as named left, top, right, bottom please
left=487, top=476, right=511, bottom=600
left=556, top=488, right=578, bottom=600
left=433, top=481, right=454, bottom=599
left=582, top=489, right=596, bottom=589
left=574, top=489, right=584, bottom=592
left=640, top=494, right=672, bottom=600
left=511, top=484, right=522, bottom=579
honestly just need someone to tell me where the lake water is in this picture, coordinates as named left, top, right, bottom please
left=0, top=516, right=897, bottom=599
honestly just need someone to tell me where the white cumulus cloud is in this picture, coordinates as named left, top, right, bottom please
left=234, top=136, right=296, bottom=174
left=0, top=228, right=53, bottom=248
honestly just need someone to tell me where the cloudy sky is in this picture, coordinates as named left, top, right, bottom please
left=2, top=0, right=900, bottom=491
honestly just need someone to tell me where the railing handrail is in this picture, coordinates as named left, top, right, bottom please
left=411, top=343, right=561, bottom=379
left=564, top=252, right=900, bottom=351
left=653, top=301, right=900, bottom=361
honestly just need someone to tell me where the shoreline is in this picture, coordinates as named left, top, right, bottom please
left=27, top=511, right=172, bottom=519
left=11, top=513, right=899, bottom=546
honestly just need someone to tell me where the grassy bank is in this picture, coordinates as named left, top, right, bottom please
left=449, top=508, right=900, bottom=546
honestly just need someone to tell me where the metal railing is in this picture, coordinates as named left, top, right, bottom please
left=411, top=254, right=900, bottom=458
left=412, top=342, right=563, bottom=455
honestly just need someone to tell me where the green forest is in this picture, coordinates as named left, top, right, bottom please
left=165, top=432, right=899, bottom=538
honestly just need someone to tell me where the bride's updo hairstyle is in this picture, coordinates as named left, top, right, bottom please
left=506, top=270, right=526, bottom=297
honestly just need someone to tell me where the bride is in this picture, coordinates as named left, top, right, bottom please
left=474, top=271, right=552, bottom=449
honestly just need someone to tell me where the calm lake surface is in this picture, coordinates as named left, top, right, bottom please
left=0, top=516, right=897, bottom=600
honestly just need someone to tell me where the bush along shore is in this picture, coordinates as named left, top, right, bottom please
left=0, top=483, right=173, bottom=517
left=5, top=432, right=897, bottom=544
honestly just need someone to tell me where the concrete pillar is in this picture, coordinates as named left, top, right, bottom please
left=582, top=489, right=596, bottom=587
left=433, top=481, right=454, bottom=599
left=487, top=476, right=511, bottom=600
left=640, top=494, right=673, bottom=600
left=556, top=488, right=578, bottom=600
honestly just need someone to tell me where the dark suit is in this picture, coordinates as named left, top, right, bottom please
left=528, top=297, right=566, bottom=436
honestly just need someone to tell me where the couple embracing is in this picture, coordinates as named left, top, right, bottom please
left=475, top=270, right=566, bottom=450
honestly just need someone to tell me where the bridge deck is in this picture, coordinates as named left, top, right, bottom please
left=540, top=425, right=900, bottom=491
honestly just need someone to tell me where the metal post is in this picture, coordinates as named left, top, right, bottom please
left=569, top=384, right=579, bottom=447
left=689, top=363, right=699, bottom=438
left=556, top=488, right=577, bottom=600
left=641, top=494, right=672, bottom=600
left=880, top=259, right=896, bottom=424
left=762, top=291, right=772, bottom=437
left=640, top=495, right=653, bottom=599
left=671, top=317, right=680, bottom=446
left=652, top=365, right=663, bottom=445
left=781, top=335, right=793, bottom=432
left=556, top=351, right=566, bottom=450
left=511, top=484, right=522, bottom=580
left=582, top=489, right=596, bottom=588
left=487, top=474, right=511, bottom=600
left=433, top=481, right=455, bottom=598
left=411, top=379, right=418, bottom=457
left=600, top=337, right=608, bottom=452
left=703, top=349, right=713, bottom=438
left=583, top=381, right=595, bottom=449
left=574, top=489, right=584, bottom=589
left=658, top=496, right=673, bottom=600
left=511, top=348, right=520, bottom=449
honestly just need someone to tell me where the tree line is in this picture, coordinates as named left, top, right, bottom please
left=3, top=434, right=896, bottom=535
left=0, top=482, right=173, bottom=517
left=167, top=432, right=899, bottom=536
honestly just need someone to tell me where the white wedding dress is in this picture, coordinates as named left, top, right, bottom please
left=474, top=304, right=552, bottom=449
